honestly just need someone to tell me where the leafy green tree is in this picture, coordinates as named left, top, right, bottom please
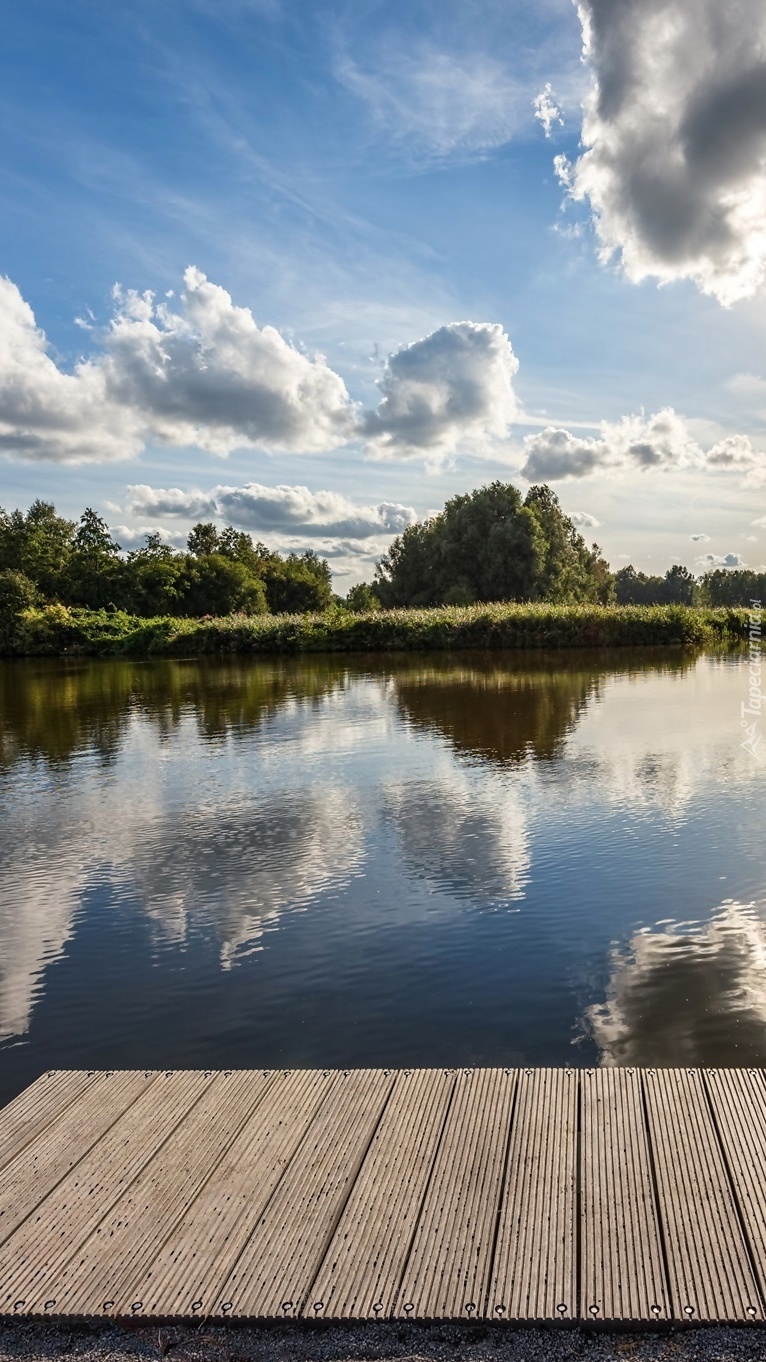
left=0, top=569, right=40, bottom=649
left=375, top=521, right=440, bottom=607
left=661, top=564, right=698, bottom=605
left=65, top=509, right=123, bottom=608
left=699, top=569, right=766, bottom=606
left=586, top=544, right=616, bottom=604
left=375, top=481, right=605, bottom=607
left=187, top=522, right=221, bottom=557
left=0, top=500, right=75, bottom=599
left=616, top=564, right=699, bottom=605
left=263, top=549, right=332, bottom=613
left=523, top=485, right=605, bottom=602
left=345, top=582, right=381, bottom=612
left=123, top=534, right=186, bottom=616
left=178, top=553, right=267, bottom=616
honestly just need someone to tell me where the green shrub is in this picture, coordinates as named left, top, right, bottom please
left=0, top=601, right=751, bottom=658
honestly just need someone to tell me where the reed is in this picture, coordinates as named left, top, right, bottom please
left=3, top=601, right=752, bottom=657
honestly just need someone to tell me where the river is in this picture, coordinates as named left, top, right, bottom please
left=0, top=649, right=763, bottom=1104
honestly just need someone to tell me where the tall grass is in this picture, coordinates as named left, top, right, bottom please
left=2, top=601, right=752, bottom=658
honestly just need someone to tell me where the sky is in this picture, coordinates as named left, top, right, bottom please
left=1, top=0, right=766, bottom=588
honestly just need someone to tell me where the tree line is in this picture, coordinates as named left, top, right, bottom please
left=0, top=502, right=333, bottom=617
left=1, top=484, right=763, bottom=621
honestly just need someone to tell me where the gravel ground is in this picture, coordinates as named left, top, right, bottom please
left=1, top=1322, right=766, bottom=1362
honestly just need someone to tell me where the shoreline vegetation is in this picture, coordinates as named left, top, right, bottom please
left=2, top=486, right=762, bottom=661
left=0, top=601, right=752, bottom=659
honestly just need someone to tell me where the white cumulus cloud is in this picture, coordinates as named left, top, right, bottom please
left=363, top=321, right=519, bottom=463
left=690, top=533, right=710, bottom=542
left=0, top=271, right=521, bottom=468
left=533, top=83, right=563, bottom=138
left=521, top=408, right=766, bottom=482
left=567, top=509, right=600, bottom=529
left=564, top=0, right=766, bottom=304
left=0, top=276, right=141, bottom=462
left=696, top=552, right=746, bottom=569
left=125, top=482, right=418, bottom=540
left=0, top=268, right=355, bottom=463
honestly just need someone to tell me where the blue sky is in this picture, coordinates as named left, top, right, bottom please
left=1, top=0, right=766, bottom=586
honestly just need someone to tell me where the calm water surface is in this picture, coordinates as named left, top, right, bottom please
left=0, top=649, right=764, bottom=1104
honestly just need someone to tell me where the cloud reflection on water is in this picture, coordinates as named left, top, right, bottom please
left=0, top=785, right=363, bottom=1039
left=587, top=901, right=766, bottom=1067
left=385, top=776, right=530, bottom=905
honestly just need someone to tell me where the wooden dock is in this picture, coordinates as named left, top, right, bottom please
left=1, top=1067, right=765, bottom=1325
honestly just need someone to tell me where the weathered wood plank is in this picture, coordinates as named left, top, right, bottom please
left=0, top=1067, right=765, bottom=1325
left=3, top=1071, right=216, bottom=1316
left=22, top=1072, right=262, bottom=1317
left=487, top=1068, right=577, bottom=1322
left=643, top=1068, right=761, bottom=1321
left=0, top=1072, right=156, bottom=1252
left=581, top=1067, right=669, bottom=1322
left=396, top=1069, right=516, bottom=1320
left=704, top=1068, right=766, bottom=1317
left=134, top=1069, right=334, bottom=1319
left=0, top=1071, right=97, bottom=1177
left=307, top=1069, right=455, bottom=1320
left=217, top=1069, right=394, bottom=1318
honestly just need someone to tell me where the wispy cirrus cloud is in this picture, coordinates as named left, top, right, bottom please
left=335, top=46, right=530, bottom=160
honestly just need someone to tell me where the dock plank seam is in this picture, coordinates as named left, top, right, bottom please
left=639, top=1070, right=674, bottom=1319
left=113, top=1071, right=279, bottom=1317
left=206, top=1071, right=339, bottom=1317
left=0, top=1072, right=218, bottom=1315
left=481, top=1070, right=519, bottom=1321
left=0, top=1073, right=161, bottom=1255
left=2, top=1068, right=766, bottom=1327
left=383, top=1069, right=459, bottom=1319
left=302, top=1071, right=400, bottom=1317
left=701, top=1071, right=765, bottom=1319
left=0, top=1073, right=100, bottom=1180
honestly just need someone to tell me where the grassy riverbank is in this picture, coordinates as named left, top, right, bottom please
left=0, top=601, right=752, bottom=657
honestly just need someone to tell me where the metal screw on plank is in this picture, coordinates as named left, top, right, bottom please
left=44, top=1301, right=56, bottom=1311
left=465, top=1302, right=476, bottom=1315
left=221, top=1302, right=233, bottom=1314
left=132, top=1302, right=143, bottom=1314
left=589, top=1305, right=599, bottom=1316
left=494, top=1305, right=505, bottom=1317
left=747, top=1306, right=758, bottom=1317
left=191, top=1300, right=203, bottom=1313
left=103, top=1301, right=115, bottom=1312
left=651, top=1305, right=661, bottom=1317
left=557, top=1303, right=567, bottom=1316
left=281, top=1301, right=293, bottom=1314
left=684, top=1305, right=694, bottom=1317
left=403, top=1302, right=414, bottom=1314
left=313, top=1302, right=324, bottom=1313
left=373, top=1303, right=383, bottom=1315
left=13, top=1302, right=25, bottom=1312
